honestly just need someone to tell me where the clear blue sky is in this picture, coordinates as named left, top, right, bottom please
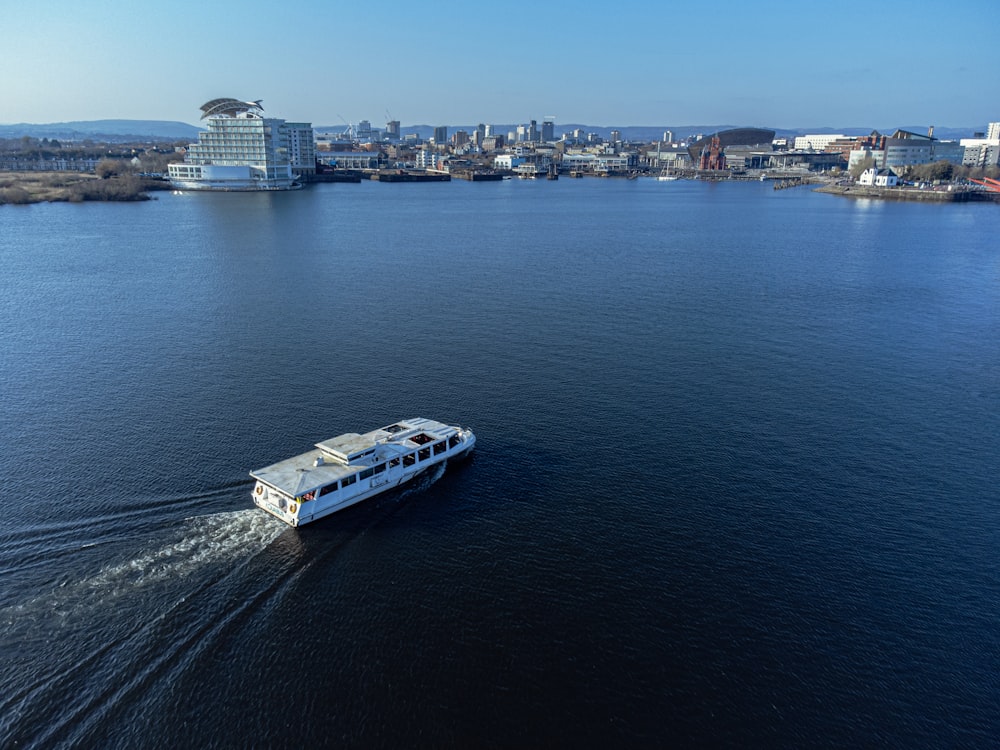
left=3, top=0, right=996, bottom=131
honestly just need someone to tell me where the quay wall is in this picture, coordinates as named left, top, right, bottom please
left=816, top=184, right=1000, bottom=203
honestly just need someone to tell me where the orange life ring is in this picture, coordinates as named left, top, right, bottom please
left=288, top=501, right=299, bottom=515
left=255, top=485, right=263, bottom=495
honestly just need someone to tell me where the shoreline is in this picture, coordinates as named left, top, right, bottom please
left=5, top=169, right=999, bottom=205
left=0, top=171, right=170, bottom=205
left=815, top=183, right=1000, bottom=203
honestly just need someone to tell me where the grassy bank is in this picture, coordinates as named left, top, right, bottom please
left=0, top=172, right=170, bottom=205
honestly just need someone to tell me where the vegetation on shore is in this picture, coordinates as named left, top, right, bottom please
left=0, top=171, right=172, bottom=205
left=0, top=136, right=182, bottom=205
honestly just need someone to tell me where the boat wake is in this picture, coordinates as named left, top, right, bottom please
left=0, top=509, right=290, bottom=747
left=0, top=475, right=450, bottom=747
left=0, top=510, right=286, bottom=642
left=89, top=509, right=285, bottom=590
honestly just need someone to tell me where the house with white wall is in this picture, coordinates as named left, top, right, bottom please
left=858, top=167, right=898, bottom=187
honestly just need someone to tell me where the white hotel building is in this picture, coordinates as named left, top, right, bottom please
left=169, top=99, right=314, bottom=191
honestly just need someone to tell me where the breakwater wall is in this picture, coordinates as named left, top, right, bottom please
left=816, top=184, right=1000, bottom=203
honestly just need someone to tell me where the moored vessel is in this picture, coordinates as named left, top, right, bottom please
left=250, top=418, right=475, bottom=526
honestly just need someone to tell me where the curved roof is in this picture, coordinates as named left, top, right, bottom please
left=687, top=127, right=775, bottom=160
left=200, top=98, right=264, bottom=119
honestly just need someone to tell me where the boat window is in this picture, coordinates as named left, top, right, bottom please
left=373, top=463, right=386, bottom=474
left=410, top=432, right=434, bottom=445
left=342, top=474, right=357, bottom=487
left=448, top=435, right=460, bottom=448
left=385, top=424, right=405, bottom=434
left=359, top=467, right=374, bottom=480
left=403, top=453, right=416, bottom=467
left=418, top=447, right=431, bottom=461
left=319, top=481, right=339, bottom=496
left=389, top=458, right=400, bottom=468
left=433, top=441, right=446, bottom=455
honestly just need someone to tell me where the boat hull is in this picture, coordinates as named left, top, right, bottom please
left=251, top=420, right=475, bottom=527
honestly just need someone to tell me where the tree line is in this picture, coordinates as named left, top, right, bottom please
left=1, top=136, right=185, bottom=165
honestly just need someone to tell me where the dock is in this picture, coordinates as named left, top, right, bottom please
left=370, top=170, right=450, bottom=183
left=450, top=169, right=504, bottom=182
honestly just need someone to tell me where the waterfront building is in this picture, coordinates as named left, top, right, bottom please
left=793, top=134, right=847, bottom=151
left=960, top=135, right=1000, bottom=167
left=316, top=151, right=380, bottom=170
left=988, top=122, right=1000, bottom=140
left=168, top=99, right=311, bottom=190
left=560, top=151, right=635, bottom=174
left=284, top=122, right=316, bottom=178
left=848, top=129, right=964, bottom=173
left=858, top=167, right=899, bottom=187
left=882, top=130, right=964, bottom=170
left=686, top=128, right=775, bottom=163
left=848, top=146, right=885, bottom=171
left=641, top=144, right=691, bottom=170
left=415, top=149, right=444, bottom=170
left=493, top=154, right=526, bottom=170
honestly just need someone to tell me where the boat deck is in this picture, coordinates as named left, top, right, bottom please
left=251, top=418, right=461, bottom=497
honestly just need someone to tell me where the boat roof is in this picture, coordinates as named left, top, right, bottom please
left=250, top=418, right=459, bottom=496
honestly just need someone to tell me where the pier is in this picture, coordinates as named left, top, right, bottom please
left=370, top=169, right=450, bottom=183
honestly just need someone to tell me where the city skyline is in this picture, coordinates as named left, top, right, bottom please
left=3, top=0, right=997, bottom=130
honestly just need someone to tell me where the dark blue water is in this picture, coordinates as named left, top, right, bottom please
left=1, top=179, right=998, bottom=747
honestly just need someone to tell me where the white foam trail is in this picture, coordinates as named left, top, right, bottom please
left=88, top=510, right=284, bottom=591
left=0, top=509, right=285, bottom=646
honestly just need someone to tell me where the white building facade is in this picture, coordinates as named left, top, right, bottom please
left=960, top=137, right=1000, bottom=168
left=858, top=167, right=898, bottom=187
left=169, top=99, right=313, bottom=191
left=793, top=134, right=846, bottom=151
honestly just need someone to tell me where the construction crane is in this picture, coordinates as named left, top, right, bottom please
left=335, top=114, right=355, bottom=140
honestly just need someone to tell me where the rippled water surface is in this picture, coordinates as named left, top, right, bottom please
left=1, top=179, right=998, bottom=747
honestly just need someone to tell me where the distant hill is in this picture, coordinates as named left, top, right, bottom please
left=0, top=120, right=201, bottom=142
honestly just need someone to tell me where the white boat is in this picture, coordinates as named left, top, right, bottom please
left=250, top=418, right=475, bottom=527
left=656, top=170, right=679, bottom=181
